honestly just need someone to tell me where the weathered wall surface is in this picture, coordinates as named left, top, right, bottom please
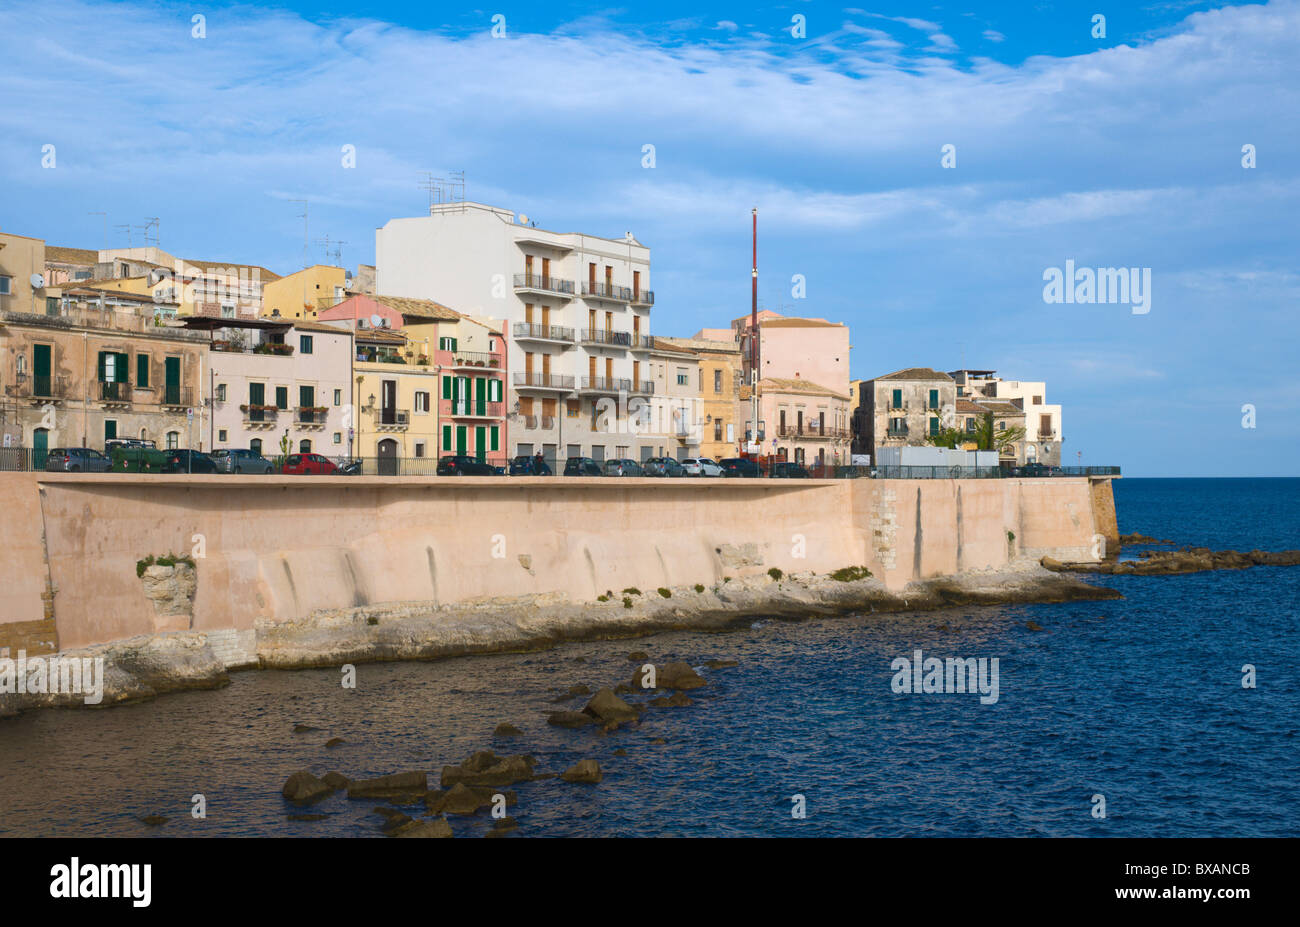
left=0, top=473, right=1114, bottom=652
left=0, top=472, right=58, bottom=655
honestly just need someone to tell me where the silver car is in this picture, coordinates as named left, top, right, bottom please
left=211, top=448, right=275, bottom=474
left=682, top=457, right=724, bottom=477
left=44, top=447, right=112, bottom=473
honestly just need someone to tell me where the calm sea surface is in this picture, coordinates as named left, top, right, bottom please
left=1, top=477, right=1297, bottom=837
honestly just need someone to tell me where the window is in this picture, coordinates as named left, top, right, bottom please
left=333, top=389, right=342, bottom=406
left=714, top=420, right=722, bottom=441
left=1033, top=395, right=1043, bottom=405
left=415, top=391, right=430, bottom=413
left=300, top=335, right=313, bottom=354
left=104, top=419, right=117, bottom=441
left=965, top=418, right=977, bottom=433
left=218, top=429, right=228, bottom=442
left=216, top=383, right=227, bottom=402
left=714, top=369, right=722, bottom=393
left=333, top=432, right=342, bottom=444
left=929, top=417, right=940, bottom=436
left=166, top=431, right=179, bottom=449
left=46, top=297, right=59, bottom=315
left=415, top=442, right=426, bottom=457
left=439, top=336, right=457, bottom=351
left=928, top=389, right=939, bottom=410
left=566, top=400, right=580, bottom=418
left=891, top=388, right=903, bottom=410
left=250, top=438, right=262, bottom=455
left=676, top=368, right=688, bottom=386
left=0, top=276, right=12, bottom=295
left=137, top=354, right=150, bottom=388
left=488, top=379, right=503, bottom=402
left=276, top=386, right=288, bottom=409
left=299, top=440, right=312, bottom=453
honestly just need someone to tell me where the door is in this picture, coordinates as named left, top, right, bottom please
left=165, top=356, right=181, bottom=405
left=475, top=377, right=486, bottom=416
left=381, top=380, right=396, bottom=425
left=33, top=344, right=51, bottom=397
left=300, top=385, right=315, bottom=423
left=378, top=438, right=398, bottom=475
left=475, top=426, right=486, bottom=461
left=249, top=382, right=265, bottom=422
left=32, top=428, right=48, bottom=470
left=455, top=426, right=467, bottom=456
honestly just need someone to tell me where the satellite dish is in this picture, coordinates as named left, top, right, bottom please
left=518, top=214, right=529, bottom=226
left=370, top=314, right=384, bottom=328
left=29, top=273, right=45, bottom=289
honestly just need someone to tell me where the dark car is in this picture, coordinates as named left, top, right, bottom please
left=603, top=458, right=644, bottom=477
left=437, top=455, right=496, bottom=476
left=163, top=449, right=219, bottom=473
left=279, top=453, right=339, bottom=475
left=643, top=457, right=685, bottom=477
left=110, top=445, right=168, bottom=473
left=43, top=447, right=112, bottom=473
left=105, top=438, right=156, bottom=456
left=211, top=448, right=274, bottom=474
left=1015, top=463, right=1059, bottom=477
left=719, top=457, right=762, bottom=478
left=509, top=455, right=552, bottom=476
left=564, top=456, right=603, bottom=477
left=769, top=461, right=811, bottom=479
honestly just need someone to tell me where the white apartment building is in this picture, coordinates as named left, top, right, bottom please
left=376, top=201, right=654, bottom=467
left=950, top=369, right=1064, bottom=466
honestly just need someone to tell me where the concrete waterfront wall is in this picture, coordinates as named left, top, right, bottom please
left=0, top=473, right=1116, bottom=652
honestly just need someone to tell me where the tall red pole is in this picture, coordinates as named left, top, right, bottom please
left=750, top=207, right=758, bottom=453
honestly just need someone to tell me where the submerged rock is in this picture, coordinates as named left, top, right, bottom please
left=282, top=770, right=335, bottom=805
left=139, top=815, right=168, bottom=827
left=547, top=711, right=596, bottom=729
left=346, top=770, right=429, bottom=799
left=560, top=759, right=602, bottom=784
left=440, top=751, right=535, bottom=788
left=325, top=737, right=346, bottom=748
left=394, top=817, right=453, bottom=838
left=582, top=688, right=640, bottom=723
left=494, top=723, right=523, bottom=737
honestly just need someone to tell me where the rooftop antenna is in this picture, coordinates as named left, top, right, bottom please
left=421, top=170, right=466, bottom=213
left=141, top=217, right=160, bottom=249
left=114, top=223, right=133, bottom=249
left=314, top=235, right=346, bottom=267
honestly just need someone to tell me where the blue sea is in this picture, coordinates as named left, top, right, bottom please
left=1, top=478, right=1297, bottom=837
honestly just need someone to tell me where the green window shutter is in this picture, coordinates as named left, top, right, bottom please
left=455, top=426, right=466, bottom=456
left=249, top=382, right=264, bottom=405
left=117, top=353, right=130, bottom=383
left=892, top=388, right=902, bottom=409
left=104, top=420, right=117, bottom=440
left=442, top=425, right=451, bottom=450
left=929, top=389, right=938, bottom=409
left=442, top=376, right=452, bottom=400
left=490, top=426, right=499, bottom=451
left=929, top=417, right=939, bottom=436
left=300, top=385, right=313, bottom=408
left=451, top=337, right=458, bottom=352
left=475, top=377, right=486, bottom=415
left=97, top=351, right=108, bottom=382
left=276, top=386, right=288, bottom=409
left=136, top=355, right=149, bottom=388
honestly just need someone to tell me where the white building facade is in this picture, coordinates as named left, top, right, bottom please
left=376, top=201, right=655, bottom=467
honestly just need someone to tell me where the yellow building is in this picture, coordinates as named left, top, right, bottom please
left=0, top=231, right=50, bottom=315
left=261, top=265, right=348, bottom=320
left=658, top=335, right=744, bottom=460
left=352, top=328, right=443, bottom=472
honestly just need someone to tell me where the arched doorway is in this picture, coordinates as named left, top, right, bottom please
left=378, top=438, right=399, bottom=475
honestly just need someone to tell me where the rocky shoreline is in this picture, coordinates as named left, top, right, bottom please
left=1043, top=547, right=1300, bottom=576
left=0, top=562, right=1118, bottom=718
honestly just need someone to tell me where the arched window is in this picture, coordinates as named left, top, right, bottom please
left=299, top=439, right=312, bottom=453
left=166, top=431, right=179, bottom=449
left=249, top=438, right=262, bottom=455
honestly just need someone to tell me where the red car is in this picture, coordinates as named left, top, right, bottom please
left=278, top=453, right=339, bottom=475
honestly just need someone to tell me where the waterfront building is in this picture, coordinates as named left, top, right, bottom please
left=950, top=369, right=1063, bottom=466
left=660, top=335, right=744, bottom=460
left=181, top=317, right=352, bottom=459
left=374, top=200, right=655, bottom=464
left=862, top=368, right=959, bottom=452
left=849, top=379, right=870, bottom=457
left=0, top=302, right=207, bottom=461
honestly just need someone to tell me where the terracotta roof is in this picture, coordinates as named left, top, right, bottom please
left=760, top=377, right=850, bottom=400
left=355, top=328, right=407, bottom=344
left=182, top=259, right=281, bottom=281
left=974, top=400, right=1024, bottom=416
left=291, top=319, right=354, bottom=336
left=955, top=399, right=986, bottom=414
left=659, top=335, right=741, bottom=354
left=45, top=246, right=98, bottom=265
left=875, top=367, right=955, bottom=382
left=759, top=318, right=844, bottom=329
left=369, top=294, right=461, bottom=321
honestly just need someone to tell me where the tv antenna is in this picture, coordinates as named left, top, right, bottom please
left=314, top=235, right=346, bottom=267
left=114, top=223, right=133, bottom=248
left=418, top=170, right=465, bottom=213
left=141, top=217, right=160, bottom=248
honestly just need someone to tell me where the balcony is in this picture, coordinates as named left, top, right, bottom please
left=630, top=334, right=656, bottom=351
left=374, top=408, right=410, bottom=431
left=778, top=425, right=846, bottom=440
left=514, top=371, right=575, bottom=391
left=629, top=379, right=655, bottom=395
left=1038, top=430, right=1057, bottom=440
left=580, top=281, right=632, bottom=303
left=630, top=289, right=653, bottom=307
left=212, top=339, right=294, bottom=356
left=161, top=385, right=193, bottom=409
left=240, top=405, right=280, bottom=429
left=886, top=425, right=909, bottom=437
left=6, top=374, right=69, bottom=403
left=514, top=274, right=575, bottom=298
left=100, top=380, right=132, bottom=405
left=296, top=408, right=329, bottom=427
left=512, top=322, right=575, bottom=345
left=443, top=399, right=505, bottom=419
left=446, top=350, right=503, bottom=370
left=579, top=329, right=631, bottom=349
left=579, top=376, right=631, bottom=394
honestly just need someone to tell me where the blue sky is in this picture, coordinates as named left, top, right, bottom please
left=2, top=0, right=1297, bottom=476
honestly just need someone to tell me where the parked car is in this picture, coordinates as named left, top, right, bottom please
left=111, top=445, right=169, bottom=473
left=163, top=449, right=219, bottom=474
left=769, top=461, right=811, bottom=479
left=44, top=447, right=112, bottom=473
left=682, top=457, right=724, bottom=477
left=643, top=457, right=686, bottom=477
left=563, top=456, right=603, bottom=477
left=436, top=455, right=496, bottom=476
left=279, top=453, right=339, bottom=475
left=105, top=438, right=156, bottom=456
left=718, top=457, right=762, bottom=478
left=603, top=458, right=644, bottom=477
left=211, top=448, right=274, bottom=474
left=509, top=455, right=552, bottom=476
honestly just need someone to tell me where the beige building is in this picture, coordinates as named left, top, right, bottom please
left=759, top=377, right=851, bottom=469
left=0, top=302, right=207, bottom=461
left=951, top=369, right=1063, bottom=466
left=261, top=265, right=349, bottom=321
left=0, top=231, right=49, bottom=316
left=661, top=335, right=744, bottom=460
left=863, top=367, right=958, bottom=451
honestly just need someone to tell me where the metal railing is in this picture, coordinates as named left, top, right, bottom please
left=580, top=329, right=632, bottom=347
left=296, top=409, right=329, bottom=424
left=514, top=273, right=575, bottom=295
left=100, top=380, right=132, bottom=401
left=514, top=372, right=575, bottom=389
left=9, top=374, right=69, bottom=400
left=579, top=376, right=632, bottom=392
left=581, top=282, right=632, bottom=302
left=630, top=334, right=656, bottom=350
left=629, top=380, right=655, bottom=395
left=513, top=322, right=575, bottom=342
left=447, top=350, right=503, bottom=368
left=886, top=425, right=909, bottom=437
left=162, top=385, right=193, bottom=407
left=630, top=289, right=654, bottom=306
left=444, top=400, right=505, bottom=418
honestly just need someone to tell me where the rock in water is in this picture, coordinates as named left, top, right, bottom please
left=346, top=771, right=429, bottom=799
left=440, top=753, right=536, bottom=788
left=582, top=688, right=640, bottom=723
left=325, top=737, right=345, bottom=748
left=282, top=770, right=335, bottom=805
left=657, top=662, right=707, bottom=691
left=394, top=817, right=453, bottom=838
left=561, top=759, right=602, bottom=784
left=494, top=723, right=523, bottom=737
left=321, top=772, right=350, bottom=790
left=547, top=711, right=596, bottom=729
